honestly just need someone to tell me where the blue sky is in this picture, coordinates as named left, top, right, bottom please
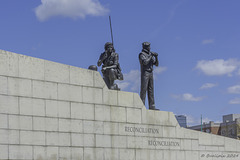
left=1, top=0, right=240, bottom=126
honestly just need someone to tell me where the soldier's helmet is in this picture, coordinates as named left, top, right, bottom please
left=104, top=42, right=113, bottom=50
left=142, top=42, right=151, bottom=48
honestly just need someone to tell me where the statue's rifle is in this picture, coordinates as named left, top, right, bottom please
left=109, top=16, right=114, bottom=48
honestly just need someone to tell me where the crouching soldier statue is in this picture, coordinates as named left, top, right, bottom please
left=97, top=42, right=123, bottom=90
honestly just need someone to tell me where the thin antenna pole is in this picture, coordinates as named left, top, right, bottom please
left=109, top=16, right=114, bottom=47
left=201, top=114, right=203, bottom=132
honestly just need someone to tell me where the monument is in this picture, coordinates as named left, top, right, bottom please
left=0, top=49, right=240, bottom=160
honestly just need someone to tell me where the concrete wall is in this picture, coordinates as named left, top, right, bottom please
left=0, top=49, right=240, bottom=160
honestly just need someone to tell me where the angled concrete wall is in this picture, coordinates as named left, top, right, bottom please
left=0, top=49, right=240, bottom=160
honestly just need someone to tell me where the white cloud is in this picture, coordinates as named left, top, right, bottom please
left=153, top=66, right=167, bottom=75
left=117, top=67, right=166, bottom=92
left=195, top=59, right=240, bottom=76
left=228, top=85, right=240, bottom=94
left=200, top=83, right=218, bottom=90
left=202, top=39, right=214, bottom=45
left=35, top=0, right=109, bottom=21
left=116, top=70, right=140, bottom=92
left=229, top=97, right=240, bottom=104
left=172, top=93, right=203, bottom=102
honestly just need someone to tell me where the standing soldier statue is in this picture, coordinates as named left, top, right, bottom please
left=139, top=42, right=159, bottom=110
left=97, top=42, right=123, bottom=90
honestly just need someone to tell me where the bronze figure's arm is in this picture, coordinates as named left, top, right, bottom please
left=151, top=52, right=159, bottom=66
left=97, top=52, right=107, bottom=67
left=140, top=53, right=153, bottom=65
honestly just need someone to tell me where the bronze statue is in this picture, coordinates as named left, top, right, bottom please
left=139, top=42, right=159, bottom=110
left=97, top=42, right=123, bottom=90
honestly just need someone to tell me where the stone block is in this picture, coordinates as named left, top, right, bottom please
left=82, top=87, right=103, bottom=104
left=192, top=139, right=199, bottom=150
left=19, top=54, right=44, bottom=80
left=45, top=100, right=58, bottom=117
left=71, top=102, right=94, bottom=120
left=119, top=149, right=135, bottom=160
left=71, top=119, right=83, bottom=133
left=175, top=126, right=185, bottom=138
left=162, top=126, right=176, bottom=138
left=118, top=91, right=134, bottom=107
left=224, top=137, right=237, bottom=152
left=111, top=106, right=126, bottom=122
left=154, top=111, right=170, bottom=126
left=84, top=148, right=96, bottom=160
left=0, top=95, right=19, bottom=114
left=83, top=120, right=94, bottom=133
left=84, top=134, right=95, bottom=147
left=0, top=114, right=8, bottom=129
left=212, top=134, right=224, bottom=146
left=127, top=136, right=143, bottom=149
left=9, top=145, right=33, bottom=160
left=58, top=83, right=82, bottom=102
left=33, top=117, right=46, bottom=131
left=0, top=129, right=19, bottom=145
left=46, top=147, right=58, bottom=160
left=0, top=129, right=8, bottom=144
left=46, top=132, right=59, bottom=146
left=104, top=148, right=119, bottom=160
left=127, top=108, right=141, bottom=124
left=152, top=150, right=164, bottom=160
left=70, top=66, right=94, bottom=86
left=94, top=121, right=104, bottom=134
left=103, top=87, right=118, bottom=106
left=93, top=71, right=105, bottom=88
left=8, top=77, right=32, bottom=97
left=176, top=151, right=185, bottom=160
left=95, top=104, right=111, bottom=121
left=112, top=135, right=127, bottom=148
left=59, top=147, right=71, bottom=160
left=199, top=132, right=212, bottom=146
left=9, top=115, right=32, bottom=130
left=168, top=112, right=179, bottom=126
left=71, top=147, right=83, bottom=160
left=9, top=130, right=20, bottom=144
left=96, top=134, right=112, bottom=147
left=141, top=109, right=155, bottom=125
left=181, top=139, right=192, bottom=150
left=59, top=118, right=71, bottom=132
left=33, top=146, right=46, bottom=160
left=19, top=97, right=45, bottom=116
left=46, top=117, right=58, bottom=131
left=95, top=148, right=104, bottom=160
left=0, top=50, right=18, bottom=77
left=104, top=122, right=119, bottom=135
left=0, top=145, right=8, bottom=159
left=163, top=150, right=176, bottom=160
left=58, top=101, right=70, bottom=118
left=71, top=133, right=84, bottom=146
left=45, top=60, right=70, bottom=83
left=133, top=93, right=144, bottom=109
left=33, top=80, right=57, bottom=99
left=136, top=149, right=149, bottom=160
left=0, top=76, right=7, bottom=94
left=20, top=131, right=45, bottom=145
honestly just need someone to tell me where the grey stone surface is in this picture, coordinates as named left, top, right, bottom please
left=1, top=49, right=240, bottom=160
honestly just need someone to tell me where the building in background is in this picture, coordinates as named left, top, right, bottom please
left=188, top=121, right=221, bottom=135
left=188, top=114, right=240, bottom=140
left=175, top=115, right=187, bottom=128
left=221, top=114, right=240, bottom=140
